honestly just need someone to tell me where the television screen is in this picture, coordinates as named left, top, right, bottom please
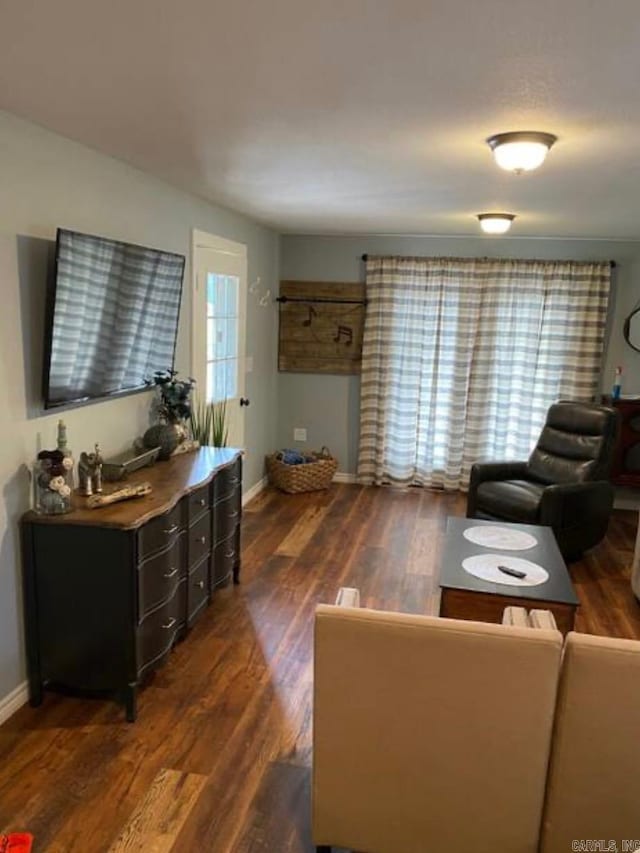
left=43, top=229, right=185, bottom=409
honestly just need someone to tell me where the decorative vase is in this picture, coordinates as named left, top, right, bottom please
left=34, top=452, right=74, bottom=515
left=143, top=421, right=187, bottom=460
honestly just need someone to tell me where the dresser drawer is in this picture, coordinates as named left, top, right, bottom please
left=188, top=511, right=211, bottom=567
left=213, top=492, right=241, bottom=546
left=136, top=582, right=184, bottom=676
left=138, top=501, right=185, bottom=559
left=187, top=556, right=209, bottom=626
left=213, top=457, right=241, bottom=504
left=138, top=533, right=185, bottom=620
left=212, top=535, right=238, bottom=589
left=188, top=484, right=210, bottom=524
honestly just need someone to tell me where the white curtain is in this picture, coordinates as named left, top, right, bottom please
left=357, top=256, right=611, bottom=490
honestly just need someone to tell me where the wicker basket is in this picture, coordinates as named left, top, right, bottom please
left=266, top=447, right=338, bottom=494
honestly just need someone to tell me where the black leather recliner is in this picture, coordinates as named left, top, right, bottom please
left=466, top=401, right=620, bottom=560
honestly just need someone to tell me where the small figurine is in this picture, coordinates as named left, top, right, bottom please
left=78, top=443, right=104, bottom=496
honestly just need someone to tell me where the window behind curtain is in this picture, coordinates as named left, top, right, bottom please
left=357, top=256, right=611, bottom=490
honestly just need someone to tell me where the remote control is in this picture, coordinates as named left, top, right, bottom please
left=498, top=565, right=527, bottom=579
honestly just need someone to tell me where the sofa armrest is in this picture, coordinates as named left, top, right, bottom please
left=529, top=610, right=558, bottom=631
left=502, top=606, right=530, bottom=627
left=335, top=587, right=361, bottom=608
left=539, top=480, right=614, bottom=529
left=502, top=607, right=558, bottom=631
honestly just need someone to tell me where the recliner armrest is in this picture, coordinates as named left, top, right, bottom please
left=539, top=480, right=614, bottom=529
left=470, top=460, right=529, bottom=485
left=467, top=460, right=528, bottom=517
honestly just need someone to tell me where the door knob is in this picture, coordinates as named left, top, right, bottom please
left=240, top=397, right=250, bottom=407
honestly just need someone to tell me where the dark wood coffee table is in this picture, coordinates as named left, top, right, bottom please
left=438, top=517, right=579, bottom=634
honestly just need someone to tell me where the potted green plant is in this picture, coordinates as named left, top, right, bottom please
left=143, top=370, right=196, bottom=459
left=190, top=395, right=228, bottom=447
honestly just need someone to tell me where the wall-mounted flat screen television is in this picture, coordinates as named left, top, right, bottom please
left=43, top=229, right=185, bottom=409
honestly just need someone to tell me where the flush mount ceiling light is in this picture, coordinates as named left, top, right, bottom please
left=486, top=131, right=557, bottom=173
left=477, top=213, right=516, bottom=234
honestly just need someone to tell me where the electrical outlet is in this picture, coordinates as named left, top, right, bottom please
left=293, top=428, right=307, bottom=442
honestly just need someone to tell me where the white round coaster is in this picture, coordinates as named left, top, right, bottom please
left=461, top=554, right=549, bottom=587
left=463, top=525, right=538, bottom=551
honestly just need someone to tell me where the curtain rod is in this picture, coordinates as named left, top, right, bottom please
left=361, top=253, right=617, bottom=268
left=276, top=295, right=367, bottom=306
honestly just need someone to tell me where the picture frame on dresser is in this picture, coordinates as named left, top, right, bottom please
left=21, top=447, right=242, bottom=721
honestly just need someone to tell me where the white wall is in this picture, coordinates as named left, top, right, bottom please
left=279, top=234, right=640, bottom=473
left=0, top=111, right=279, bottom=704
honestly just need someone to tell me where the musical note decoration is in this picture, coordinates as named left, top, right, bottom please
left=303, top=305, right=317, bottom=327
left=333, top=324, right=353, bottom=346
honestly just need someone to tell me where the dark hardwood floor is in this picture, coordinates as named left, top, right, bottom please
left=1, top=484, right=639, bottom=851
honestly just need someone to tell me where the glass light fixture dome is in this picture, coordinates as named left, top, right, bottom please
left=477, top=213, right=516, bottom=234
left=487, top=131, right=557, bottom=173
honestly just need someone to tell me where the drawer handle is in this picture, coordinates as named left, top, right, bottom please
left=230, top=510, right=239, bottom=519
left=163, top=524, right=179, bottom=535
left=163, top=567, right=178, bottom=579
left=196, top=580, right=205, bottom=590
left=199, top=498, right=206, bottom=507
left=162, top=617, right=177, bottom=630
left=225, top=549, right=235, bottom=559
left=198, top=535, right=207, bottom=545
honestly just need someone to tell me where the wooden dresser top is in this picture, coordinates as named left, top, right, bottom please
left=23, top=446, right=242, bottom=531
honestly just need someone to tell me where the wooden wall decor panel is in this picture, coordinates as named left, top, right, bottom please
left=278, top=280, right=366, bottom=374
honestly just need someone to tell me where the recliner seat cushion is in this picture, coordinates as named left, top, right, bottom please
left=476, top=479, right=544, bottom=523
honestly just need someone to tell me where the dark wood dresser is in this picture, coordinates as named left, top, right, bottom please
left=608, top=397, right=640, bottom=487
left=21, top=447, right=242, bottom=721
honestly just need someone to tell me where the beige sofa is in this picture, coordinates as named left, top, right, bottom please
left=313, top=595, right=640, bottom=853
left=540, top=632, right=640, bottom=850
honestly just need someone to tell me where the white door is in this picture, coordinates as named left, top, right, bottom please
left=192, top=232, right=247, bottom=448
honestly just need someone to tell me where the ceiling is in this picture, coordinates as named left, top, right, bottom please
left=1, top=0, right=640, bottom=239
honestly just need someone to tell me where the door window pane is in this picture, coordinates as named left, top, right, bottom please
left=225, top=276, right=239, bottom=317
left=226, top=320, right=238, bottom=359
left=206, top=274, right=240, bottom=403
left=216, top=276, right=228, bottom=316
left=207, top=318, right=215, bottom=360
left=215, top=320, right=227, bottom=360
left=215, top=318, right=237, bottom=360
left=207, top=273, right=217, bottom=316
left=224, top=359, right=238, bottom=400
left=213, top=361, right=228, bottom=402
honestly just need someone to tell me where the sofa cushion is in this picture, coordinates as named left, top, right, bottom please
left=313, top=605, right=563, bottom=853
left=476, top=479, right=544, bottom=523
left=540, top=633, right=640, bottom=849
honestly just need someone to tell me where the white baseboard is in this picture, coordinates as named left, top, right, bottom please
left=0, top=681, right=28, bottom=726
left=333, top=471, right=358, bottom=484
left=615, top=497, right=640, bottom=510
left=614, top=487, right=640, bottom=511
left=242, top=475, right=268, bottom=506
